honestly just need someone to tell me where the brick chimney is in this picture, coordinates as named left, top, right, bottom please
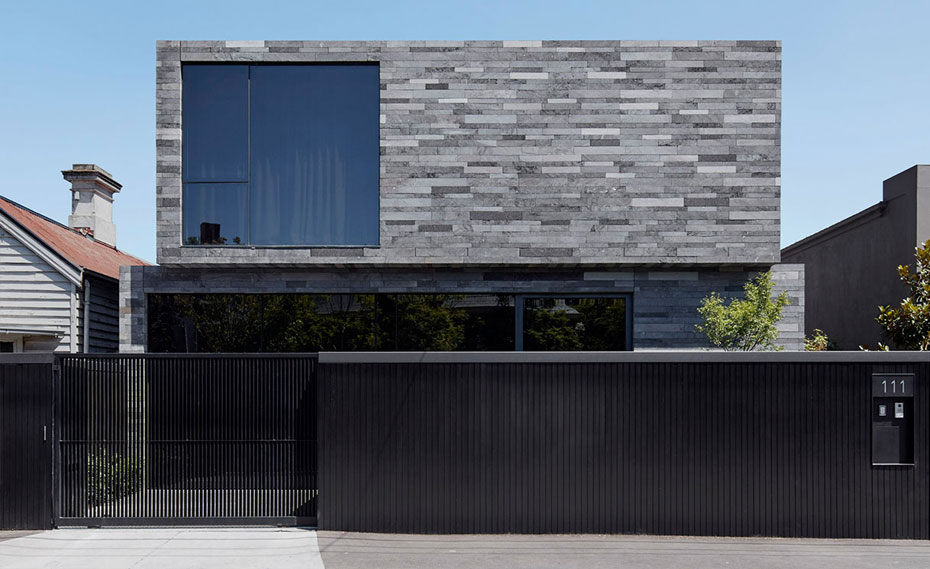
left=62, top=164, right=121, bottom=247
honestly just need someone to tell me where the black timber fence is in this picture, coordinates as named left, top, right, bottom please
left=1, top=351, right=929, bottom=538
left=317, top=352, right=930, bottom=538
left=0, top=355, right=54, bottom=530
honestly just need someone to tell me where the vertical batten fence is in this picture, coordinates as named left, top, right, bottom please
left=318, top=352, right=930, bottom=538
left=5, top=351, right=930, bottom=536
left=0, top=355, right=54, bottom=530
left=57, top=354, right=317, bottom=526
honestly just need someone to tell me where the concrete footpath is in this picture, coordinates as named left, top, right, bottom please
left=0, top=528, right=324, bottom=569
left=3, top=529, right=930, bottom=568
left=317, top=532, right=930, bottom=568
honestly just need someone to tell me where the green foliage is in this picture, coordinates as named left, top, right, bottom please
left=695, top=271, right=790, bottom=351
left=877, top=239, right=930, bottom=350
left=391, top=295, right=468, bottom=350
left=147, top=293, right=481, bottom=352
left=521, top=298, right=628, bottom=351
left=88, top=449, right=143, bottom=507
left=524, top=306, right=583, bottom=350
left=804, top=328, right=837, bottom=351
left=263, top=294, right=379, bottom=352
left=185, top=295, right=264, bottom=352
left=570, top=298, right=627, bottom=350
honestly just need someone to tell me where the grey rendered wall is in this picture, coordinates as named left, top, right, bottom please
left=781, top=166, right=929, bottom=349
left=122, top=263, right=804, bottom=352
left=156, top=40, right=781, bottom=267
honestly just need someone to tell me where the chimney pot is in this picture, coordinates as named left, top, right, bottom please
left=62, top=164, right=121, bottom=247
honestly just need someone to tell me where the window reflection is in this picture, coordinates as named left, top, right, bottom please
left=523, top=297, right=628, bottom=351
left=181, top=65, right=249, bottom=183
left=149, top=293, right=517, bottom=353
left=182, top=184, right=248, bottom=245
left=147, top=294, right=629, bottom=352
left=249, top=65, right=380, bottom=246
left=181, top=64, right=380, bottom=247
left=378, top=294, right=514, bottom=351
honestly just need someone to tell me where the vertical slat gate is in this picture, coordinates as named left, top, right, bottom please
left=0, top=357, right=53, bottom=530
left=57, top=354, right=317, bottom=526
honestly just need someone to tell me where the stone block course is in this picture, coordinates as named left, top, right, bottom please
left=122, top=263, right=802, bottom=352
left=155, top=40, right=780, bottom=268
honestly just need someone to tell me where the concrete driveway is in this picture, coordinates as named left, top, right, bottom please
left=2, top=529, right=930, bottom=568
left=0, top=528, right=323, bottom=569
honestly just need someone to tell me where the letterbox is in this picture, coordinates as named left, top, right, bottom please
left=872, top=373, right=914, bottom=465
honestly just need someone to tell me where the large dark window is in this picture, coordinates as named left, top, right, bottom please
left=519, top=295, right=630, bottom=351
left=148, top=293, right=631, bottom=352
left=148, top=294, right=515, bottom=353
left=181, top=65, right=249, bottom=183
left=181, top=64, right=380, bottom=247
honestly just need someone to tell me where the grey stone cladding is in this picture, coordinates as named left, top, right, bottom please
left=121, top=263, right=804, bottom=352
left=156, top=40, right=781, bottom=267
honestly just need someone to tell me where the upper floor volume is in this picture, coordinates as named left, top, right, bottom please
left=155, top=40, right=781, bottom=267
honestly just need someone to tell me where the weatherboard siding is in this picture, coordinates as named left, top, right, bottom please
left=0, top=227, right=74, bottom=352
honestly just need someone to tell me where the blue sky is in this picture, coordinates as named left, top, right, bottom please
left=1, top=0, right=927, bottom=262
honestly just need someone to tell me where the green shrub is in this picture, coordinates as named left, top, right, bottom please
left=877, top=239, right=930, bottom=350
left=87, top=449, right=143, bottom=507
left=804, top=329, right=837, bottom=351
left=696, top=271, right=790, bottom=351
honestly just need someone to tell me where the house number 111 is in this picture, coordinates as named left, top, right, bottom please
left=872, top=375, right=914, bottom=398
left=881, top=379, right=906, bottom=394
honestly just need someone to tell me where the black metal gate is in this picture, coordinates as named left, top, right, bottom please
left=57, top=354, right=317, bottom=526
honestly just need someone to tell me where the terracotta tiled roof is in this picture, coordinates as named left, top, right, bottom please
left=0, top=196, right=148, bottom=280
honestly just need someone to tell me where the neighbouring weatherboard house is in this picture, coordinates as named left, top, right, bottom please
left=122, top=40, right=803, bottom=353
left=782, top=165, right=930, bottom=350
left=0, top=165, right=148, bottom=352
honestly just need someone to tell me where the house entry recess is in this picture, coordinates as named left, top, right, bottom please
left=55, top=354, right=317, bottom=526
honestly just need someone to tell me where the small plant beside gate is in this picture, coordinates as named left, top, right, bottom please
left=87, top=449, right=143, bottom=507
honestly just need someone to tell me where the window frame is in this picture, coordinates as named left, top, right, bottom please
left=146, top=292, right=635, bottom=352
left=179, top=62, right=381, bottom=249
left=0, top=335, right=24, bottom=353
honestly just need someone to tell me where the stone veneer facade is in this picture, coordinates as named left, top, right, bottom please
left=121, top=264, right=803, bottom=351
left=122, top=40, right=802, bottom=351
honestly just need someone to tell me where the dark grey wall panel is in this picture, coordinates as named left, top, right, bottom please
left=781, top=166, right=930, bottom=349
left=0, top=361, right=53, bottom=530
left=318, top=360, right=929, bottom=537
left=86, top=276, right=120, bottom=353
